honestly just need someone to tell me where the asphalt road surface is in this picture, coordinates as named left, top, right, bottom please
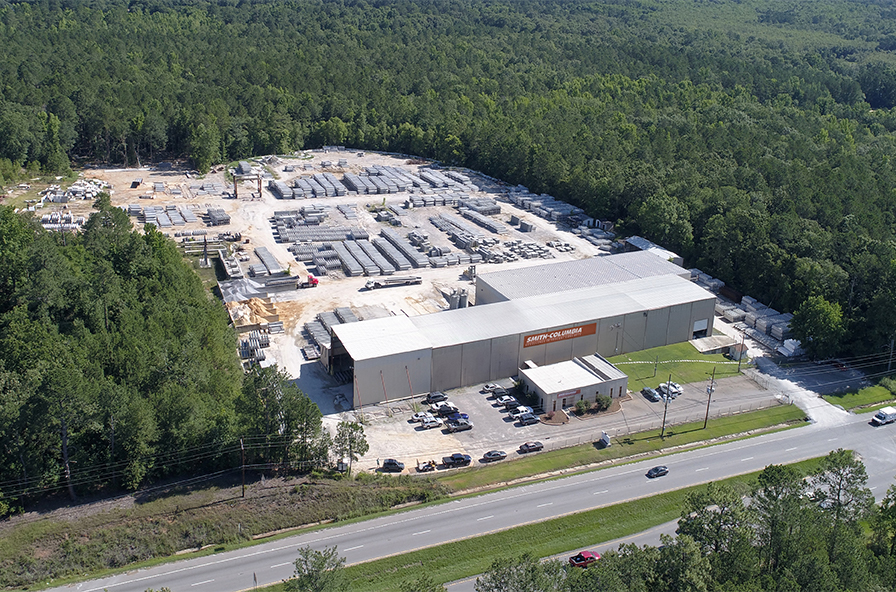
left=47, top=410, right=896, bottom=592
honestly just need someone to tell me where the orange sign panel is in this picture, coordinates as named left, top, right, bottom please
left=523, top=323, right=596, bottom=348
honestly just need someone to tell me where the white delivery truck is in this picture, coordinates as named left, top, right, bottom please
left=871, top=406, right=896, bottom=426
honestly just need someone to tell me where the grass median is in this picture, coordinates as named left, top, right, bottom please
left=436, top=403, right=807, bottom=492
left=260, top=458, right=825, bottom=592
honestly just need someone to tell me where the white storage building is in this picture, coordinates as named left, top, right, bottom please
left=473, top=251, right=689, bottom=305
left=329, top=272, right=715, bottom=407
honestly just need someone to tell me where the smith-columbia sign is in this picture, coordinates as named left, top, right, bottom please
left=523, top=323, right=597, bottom=348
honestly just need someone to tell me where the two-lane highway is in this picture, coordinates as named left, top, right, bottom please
left=50, top=412, right=896, bottom=592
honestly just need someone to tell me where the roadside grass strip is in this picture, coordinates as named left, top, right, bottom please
left=607, top=342, right=744, bottom=386
left=823, top=385, right=895, bottom=411
left=437, top=404, right=807, bottom=492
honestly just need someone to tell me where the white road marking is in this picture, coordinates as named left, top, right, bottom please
left=593, top=490, right=609, bottom=495
left=537, top=502, right=553, bottom=508
left=412, top=530, right=431, bottom=536
left=191, top=580, right=214, bottom=587
left=695, top=467, right=709, bottom=472
left=270, top=562, right=292, bottom=569
left=477, top=515, right=494, bottom=521
left=786, top=447, right=798, bottom=451
left=344, top=545, right=364, bottom=552
left=827, top=438, right=838, bottom=442
left=741, top=457, right=754, bottom=461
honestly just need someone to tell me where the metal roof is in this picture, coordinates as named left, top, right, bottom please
left=415, top=274, right=712, bottom=349
left=332, top=315, right=433, bottom=362
left=521, top=360, right=601, bottom=393
left=335, top=275, right=713, bottom=361
left=624, top=236, right=682, bottom=264
left=475, top=251, right=688, bottom=301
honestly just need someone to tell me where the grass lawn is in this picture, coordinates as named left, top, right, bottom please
left=436, top=404, right=807, bottom=492
left=260, top=458, right=826, bottom=592
left=823, top=385, right=895, bottom=411
left=607, top=343, right=744, bottom=391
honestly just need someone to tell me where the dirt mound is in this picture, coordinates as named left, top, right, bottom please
left=226, top=297, right=279, bottom=326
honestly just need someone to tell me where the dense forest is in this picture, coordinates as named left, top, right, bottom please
left=3, top=0, right=896, bottom=355
left=0, top=199, right=333, bottom=513
left=2, top=0, right=896, bottom=501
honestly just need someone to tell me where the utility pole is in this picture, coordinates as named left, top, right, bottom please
left=737, top=331, right=746, bottom=373
left=703, top=366, right=716, bottom=429
left=660, top=373, right=671, bottom=438
left=889, top=338, right=894, bottom=373
left=240, top=438, right=246, bottom=498
left=654, top=356, right=658, bottom=378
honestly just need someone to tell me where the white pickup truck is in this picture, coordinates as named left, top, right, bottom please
left=871, top=406, right=896, bottom=426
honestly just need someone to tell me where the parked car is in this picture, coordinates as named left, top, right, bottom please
left=424, top=391, right=448, bottom=404
left=482, top=383, right=503, bottom=393
left=442, top=453, right=472, bottom=467
left=646, top=465, right=669, bottom=478
left=518, top=413, right=540, bottom=426
left=381, top=459, right=404, bottom=473
left=496, top=395, right=519, bottom=408
left=411, top=411, right=434, bottom=422
left=569, top=551, right=600, bottom=568
left=430, top=401, right=456, bottom=412
left=420, top=417, right=443, bottom=430
left=436, top=405, right=461, bottom=417
left=519, top=441, right=544, bottom=453
left=482, top=450, right=507, bottom=462
left=509, top=406, right=533, bottom=419
left=658, top=382, right=682, bottom=397
left=446, top=419, right=473, bottom=433
left=446, top=412, right=470, bottom=422
left=641, top=387, right=660, bottom=402
left=491, top=386, right=510, bottom=397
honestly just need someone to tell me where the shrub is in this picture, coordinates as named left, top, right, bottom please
left=880, top=376, right=896, bottom=394
left=595, top=394, right=612, bottom=412
left=575, top=400, right=589, bottom=415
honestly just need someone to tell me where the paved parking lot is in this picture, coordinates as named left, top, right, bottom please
left=347, top=371, right=782, bottom=474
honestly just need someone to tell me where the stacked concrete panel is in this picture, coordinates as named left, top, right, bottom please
left=331, top=241, right=364, bottom=276
left=357, top=239, right=396, bottom=275
left=270, top=181, right=295, bottom=199
left=207, top=208, right=231, bottom=226
left=179, top=207, right=199, bottom=223
left=371, top=237, right=413, bottom=271
left=460, top=208, right=505, bottom=233
left=380, top=228, right=430, bottom=268
left=254, top=247, right=283, bottom=274
left=335, top=307, right=360, bottom=323
left=344, top=240, right=380, bottom=276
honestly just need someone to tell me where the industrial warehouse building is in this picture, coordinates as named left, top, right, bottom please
left=327, top=253, right=715, bottom=407
left=473, top=250, right=690, bottom=304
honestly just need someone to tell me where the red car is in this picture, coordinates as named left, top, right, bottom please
left=569, top=550, right=600, bottom=568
